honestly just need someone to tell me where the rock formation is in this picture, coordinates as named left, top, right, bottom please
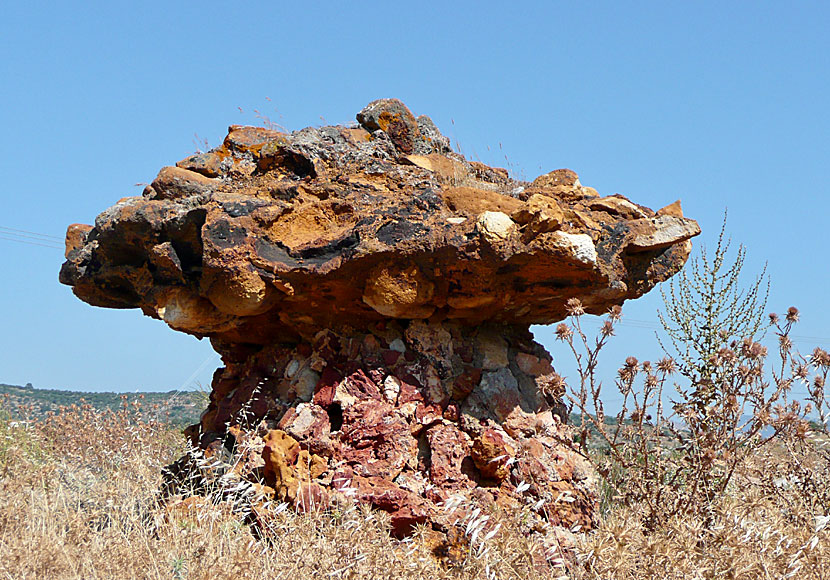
left=60, top=99, right=699, bottom=546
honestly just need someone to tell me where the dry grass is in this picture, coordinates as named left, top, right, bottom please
left=0, top=404, right=557, bottom=579
left=574, top=462, right=830, bottom=579
left=1, top=401, right=829, bottom=579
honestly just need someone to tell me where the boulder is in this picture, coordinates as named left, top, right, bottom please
left=61, top=99, right=699, bottom=550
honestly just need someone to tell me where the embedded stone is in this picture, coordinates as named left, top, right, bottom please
left=176, top=152, right=224, bottom=178
left=356, top=98, right=421, bottom=155
left=476, top=211, right=516, bottom=242
left=149, top=166, right=217, bottom=200
left=363, top=263, right=436, bottom=319
left=547, top=231, right=598, bottom=265
left=64, top=223, right=93, bottom=258
left=588, top=195, right=649, bottom=220
left=627, top=215, right=702, bottom=253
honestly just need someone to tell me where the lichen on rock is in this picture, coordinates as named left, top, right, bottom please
left=61, top=98, right=699, bottom=553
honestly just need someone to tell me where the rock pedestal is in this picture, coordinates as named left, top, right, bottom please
left=60, top=98, right=699, bottom=546
left=193, top=321, right=595, bottom=536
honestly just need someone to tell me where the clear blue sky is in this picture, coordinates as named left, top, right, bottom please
left=1, top=1, right=828, bottom=398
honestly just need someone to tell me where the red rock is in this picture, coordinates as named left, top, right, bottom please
left=442, top=403, right=460, bottom=422
left=516, top=352, right=554, bottom=376
left=451, top=368, right=481, bottom=400
left=338, top=368, right=382, bottom=402
left=396, top=377, right=424, bottom=405
left=426, top=424, right=473, bottom=489
left=294, top=482, right=329, bottom=513
left=414, top=403, right=443, bottom=427
left=312, top=367, right=342, bottom=408
left=340, top=401, right=416, bottom=480
left=381, top=350, right=401, bottom=366
left=343, top=474, right=433, bottom=537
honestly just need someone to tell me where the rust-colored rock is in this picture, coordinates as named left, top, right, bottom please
left=471, top=426, right=517, bottom=482
left=60, top=99, right=698, bottom=340
left=64, top=223, right=93, bottom=258
left=262, top=429, right=300, bottom=501
left=61, top=99, right=699, bottom=551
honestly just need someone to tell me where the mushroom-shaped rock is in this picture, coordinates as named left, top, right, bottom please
left=61, top=99, right=699, bottom=546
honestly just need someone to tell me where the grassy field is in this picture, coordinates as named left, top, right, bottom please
left=0, top=399, right=828, bottom=579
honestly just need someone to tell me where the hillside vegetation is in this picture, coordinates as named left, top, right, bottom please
left=0, top=383, right=204, bottom=426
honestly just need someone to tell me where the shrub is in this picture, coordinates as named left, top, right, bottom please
left=557, top=220, right=812, bottom=530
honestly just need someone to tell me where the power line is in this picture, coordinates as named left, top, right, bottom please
left=0, top=235, right=63, bottom=250
left=0, top=225, right=63, bottom=241
left=0, top=230, right=64, bottom=245
left=176, top=354, right=220, bottom=392
left=790, top=335, right=830, bottom=343
left=0, top=224, right=65, bottom=251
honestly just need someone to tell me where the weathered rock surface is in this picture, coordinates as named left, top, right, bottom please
left=60, top=98, right=698, bottom=344
left=61, top=99, right=698, bottom=551
left=178, top=322, right=598, bottom=539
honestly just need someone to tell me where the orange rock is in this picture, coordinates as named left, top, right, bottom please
left=262, top=429, right=300, bottom=501
left=294, top=449, right=327, bottom=481
left=512, top=193, right=567, bottom=240
left=471, top=426, right=517, bottom=481
left=64, top=223, right=92, bottom=258
left=363, top=263, right=436, bottom=319
left=224, top=125, right=285, bottom=156
left=176, top=151, right=225, bottom=177
left=63, top=99, right=698, bottom=339
left=149, top=166, right=217, bottom=200
left=443, top=185, right=523, bottom=216
left=588, top=195, right=649, bottom=219
left=657, top=199, right=684, bottom=218
left=401, top=153, right=468, bottom=183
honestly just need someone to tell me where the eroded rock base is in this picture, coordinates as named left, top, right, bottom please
left=172, top=320, right=597, bottom=541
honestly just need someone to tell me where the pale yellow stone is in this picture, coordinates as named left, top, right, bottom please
left=476, top=211, right=516, bottom=242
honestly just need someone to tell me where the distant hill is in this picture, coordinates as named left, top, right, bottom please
left=0, top=383, right=205, bottom=426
